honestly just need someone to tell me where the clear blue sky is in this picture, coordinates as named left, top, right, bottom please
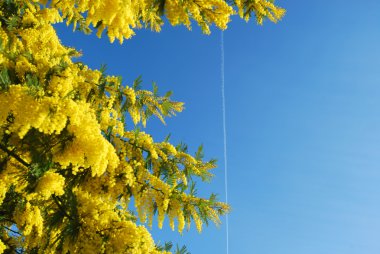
left=56, top=1, right=380, bottom=253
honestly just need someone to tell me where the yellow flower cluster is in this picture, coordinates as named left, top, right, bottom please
left=0, top=86, right=119, bottom=176
left=123, top=86, right=136, bottom=105
left=167, top=199, right=185, bottom=232
left=0, top=160, right=20, bottom=205
left=0, top=86, right=66, bottom=137
left=14, top=202, right=44, bottom=237
left=165, top=0, right=233, bottom=33
left=34, top=0, right=284, bottom=42
left=42, top=0, right=232, bottom=42
left=235, top=0, right=286, bottom=24
left=52, top=99, right=120, bottom=176
left=59, top=188, right=164, bottom=254
left=116, top=126, right=228, bottom=234
left=44, top=0, right=153, bottom=43
left=35, top=171, right=65, bottom=199
left=0, top=239, right=6, bottom=254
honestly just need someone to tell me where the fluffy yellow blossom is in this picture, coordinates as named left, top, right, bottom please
left=235, top=0, right=286, bottom=24
left=124, top=86, right=136, bottom=105
left=0, top=159, right=24, bottom=205
left=14, top=202, right=44, bottom=236
left=52, top=100, right=120, bottom=176
left=32, top=0, right=284, bottom=42
left=0, top=239, right=6, bottom=254
left=106, top=221, right=157, bottom=254
left=15, top=56, right=37, bottom=78
left=35, top=171, right=65, bottom=198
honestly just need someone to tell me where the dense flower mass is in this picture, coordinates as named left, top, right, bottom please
left=0, top=0, right=284, bottom=253
left=37, top=0, right=285, bottom=43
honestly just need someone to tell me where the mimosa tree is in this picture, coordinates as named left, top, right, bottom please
left=0, top=0, right=284, bottom=253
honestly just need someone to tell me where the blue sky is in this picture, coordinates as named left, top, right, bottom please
left=56, top=1, right=380, bottom=253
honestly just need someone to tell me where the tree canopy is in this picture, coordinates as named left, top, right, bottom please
left=0, top=0, right=284, bottom=253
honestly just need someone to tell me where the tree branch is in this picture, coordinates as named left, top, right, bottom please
left=0, top=143, right=30, bottom=167
left=2, top=225, right=22, bottom=236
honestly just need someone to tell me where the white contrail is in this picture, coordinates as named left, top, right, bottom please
left=221, top=30, right=229, bottom=254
